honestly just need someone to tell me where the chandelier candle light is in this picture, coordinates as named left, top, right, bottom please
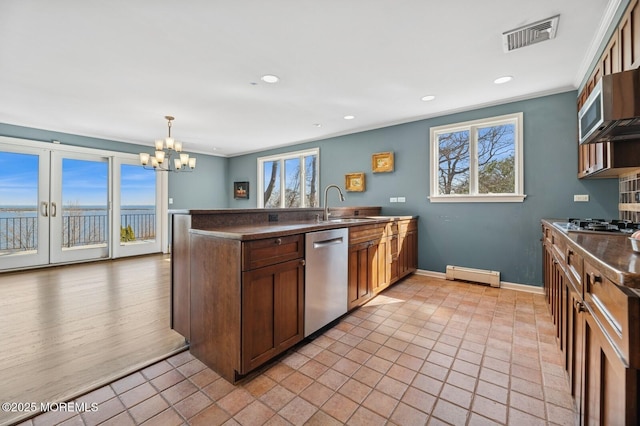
left=139, top=116, right=196, bottom=172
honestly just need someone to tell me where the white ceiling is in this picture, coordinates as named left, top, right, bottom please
left=0, top=0, right=617, bottom=157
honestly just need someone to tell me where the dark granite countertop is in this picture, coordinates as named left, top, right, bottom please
left=543, top=219, right=640, bottom=289
left=189, top=216, right=417, bottom=241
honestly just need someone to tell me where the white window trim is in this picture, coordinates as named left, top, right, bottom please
left=429, top=112, right=526, bottom=203
left=257, top=147, right=320, bottom=208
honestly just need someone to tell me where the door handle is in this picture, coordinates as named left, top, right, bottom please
left=41, top=201, right=48, bottom=217
left=51, top=202, right=57, bottom=217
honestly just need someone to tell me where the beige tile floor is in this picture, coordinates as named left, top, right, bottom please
left=20, top=274, right=577, bottom=426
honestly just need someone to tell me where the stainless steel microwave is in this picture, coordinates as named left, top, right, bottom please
left=578, top=68, right=640, bottom=145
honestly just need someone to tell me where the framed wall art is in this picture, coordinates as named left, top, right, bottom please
left=345, top=172, right=365, bottom=192
left=233, top=181, right=249, bottom=199
left=372, top=151, right=394, bottom=173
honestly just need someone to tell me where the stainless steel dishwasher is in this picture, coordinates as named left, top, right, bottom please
left=304, top=227, right=348, bottom=337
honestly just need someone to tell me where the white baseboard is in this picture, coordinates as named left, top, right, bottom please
left=415, top=269, right=544, bottom=295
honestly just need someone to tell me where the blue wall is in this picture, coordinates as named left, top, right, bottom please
left=228, top=91, right=619, bottom=286
left=0, top=122, right=229, bottom=209
left=1, top=90, right=620, bottom=286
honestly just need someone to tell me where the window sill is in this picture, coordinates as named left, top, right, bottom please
left=428, top=194, right=527, bottom=203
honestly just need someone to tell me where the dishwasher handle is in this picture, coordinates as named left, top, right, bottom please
left=312, top=237, right=344, bottom=249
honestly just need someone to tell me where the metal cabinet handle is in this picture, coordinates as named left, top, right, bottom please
left=300, top=259, right=306, bottom=266
left=41, top=201, right=48, bottom=217
left=575, top=300, right=586, bottom=312
left=275, top=238, right=282, bottom=245
left=589, top=272, right=601, bottom=284
left=51, top=202, right=57, bottom=217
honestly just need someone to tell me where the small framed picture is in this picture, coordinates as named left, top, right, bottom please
left=234, top=181, right=249, bottom=199
left=345, top=173, right=365, bottom=192
left=372, top=151, right=394, bottom=173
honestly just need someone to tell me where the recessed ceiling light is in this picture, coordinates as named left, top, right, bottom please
left=421, top=95, right=436, bottom=101
left=261, top=74, right=279, bottom=83
left=344, top=115, right=355, bottom=120
left=494, top=76, right=513, bottom=84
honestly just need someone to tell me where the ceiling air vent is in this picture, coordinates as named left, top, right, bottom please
left=503, top=15, right=559, bottom=52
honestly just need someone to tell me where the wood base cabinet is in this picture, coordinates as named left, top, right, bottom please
left=242, top=259, right=304, bottom=373
left=541, top=221, right=640, bottom=424
left=582, top=307, right=637, bottom=425
left=189, top=232, right=305, bottom=383
left=348, top=218, right=418, bottom=310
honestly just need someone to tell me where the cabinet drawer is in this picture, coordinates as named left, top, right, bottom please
left=551, top=230, right=566, bottom=262
left=542, top=224, right=552, bottom=245
left=349, top=223, right=387, bottom=245
left=565, top=243, right=583, bottom=294
left=243, top=234, right=304, bottom=270
left=584, top=261, right=634, bottom=365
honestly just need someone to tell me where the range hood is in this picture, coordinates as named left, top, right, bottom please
left=579, top=68, right=640, bottom=145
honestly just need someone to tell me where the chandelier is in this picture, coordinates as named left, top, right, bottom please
left=139, top=116, right=196, bottom=172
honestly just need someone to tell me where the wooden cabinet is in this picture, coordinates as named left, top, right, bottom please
left=579, top=140, right=640, bottom=178
left=577, top=0, right=640, bottom=179
left=371, top=234, right=392, bottom=294
left=189, top=232, right=304, bottom=383
left=347, top=218, right=418, bottom=310
left=396, top=219, right=418, bottom=279
left=582, top=302, right=637, bottom=425
left=348, top=240, right=375, bottom=310
left=541, top=221, right=640, bottom=424
left=242, top=258, right=304, bottom=373
left=348, top=222, right=387, bottom=310
left=619, top=0, right=640, bottom=71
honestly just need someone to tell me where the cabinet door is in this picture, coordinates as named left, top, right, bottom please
left=620, top=0, right=640, bottom=71
left=543, top=242, right=553, bottom=305
left=389, top=233, right=399, bottom=284
left=348, top=241, right=374, bottom=310
left=567, top=283, right=584, bottom=412
left=578, top=142, right=608, bottom=178
left=601, top=32, right=620, bottom=75
left=241, top=258, right=304, bottom=373
left=372, top=236, right=392, bottom=294
left=582, top=307, right=636, bottom=425
left=552, top=259, right=568, bottom=360
left=401, top=230, right=418, bottom=276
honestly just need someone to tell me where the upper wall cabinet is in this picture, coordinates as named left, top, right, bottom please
left=620, top=0, right=640, bottom=70
left=578, top=0, right=640, bottom=179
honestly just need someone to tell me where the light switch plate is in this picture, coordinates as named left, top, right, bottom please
left=169, top=198, right=174, bottom=204
left=397, top=197, right=406, bottom=202
left=390, top=197, right=398, bottom=203
left=574, top=194, right=589, bottom=202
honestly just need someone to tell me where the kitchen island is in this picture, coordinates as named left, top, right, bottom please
left=541, top=219, right=640, bottom=425
left=170, top=208, right=418, bottom=383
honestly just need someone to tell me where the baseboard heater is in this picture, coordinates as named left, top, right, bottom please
left=445, top=265, right=500, bottom=288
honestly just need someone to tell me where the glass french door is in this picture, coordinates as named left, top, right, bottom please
left=112, top=158, right=161, bottom=257
left=0, top=137, right=164, bottom=271
left=49, top=152, right=110, bottom=264
left=0, top=145, right=50, bottom=269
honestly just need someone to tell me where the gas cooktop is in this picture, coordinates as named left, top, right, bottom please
left=554, top=218, right=640, bottom=235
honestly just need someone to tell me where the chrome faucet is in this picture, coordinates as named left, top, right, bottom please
left=323, top=184, right=345, bottom=221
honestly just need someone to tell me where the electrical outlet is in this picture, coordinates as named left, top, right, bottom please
left=574, top=194, right=589, bottom=202
left=397, top=197, right=406, bottom=202
left=390, top=197, right=398, bottom=203
left=169, top=198, right=173, bottom=205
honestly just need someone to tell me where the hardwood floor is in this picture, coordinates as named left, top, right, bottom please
left=0, top=254, right=187, bottom=426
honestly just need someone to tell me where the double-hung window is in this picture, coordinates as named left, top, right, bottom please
left=429, top=112, right=525, bottom=202
left=257, top=148, right=319, bottom=208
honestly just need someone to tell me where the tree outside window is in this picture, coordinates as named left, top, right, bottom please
left=430, top=113, right=525, bottom=203
left=259, top=148, right=319, bottom=208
